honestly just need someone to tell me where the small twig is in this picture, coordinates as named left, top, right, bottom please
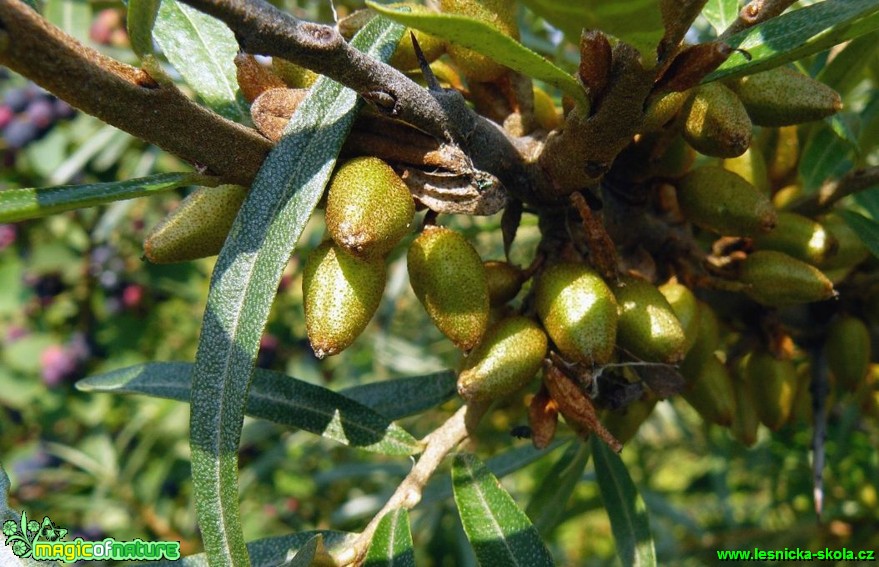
left=720, top=0, right=799, bottom=39
left=791, top=166, right=879, bottom=216
left=336, top=401, right=491, bottom=566
left=0, top=1, right=271, bottom=186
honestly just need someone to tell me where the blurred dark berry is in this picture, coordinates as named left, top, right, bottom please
left=257, top=334, right=280, bottom=368
left=0, top=106, right=13, bottom=129
left=3, top=119, right=39, bottom=149
left=3, top=88, right=30, bottom=113
left=68, top=332, right=93, bottom=363
left=26, top=98, right=55, bottom=129
left=121, top=283, right=144, bottom=309
left=0, top=223, right=16, bottom=251
left=40, top=344, right=78, bottom=386
left=30, top=273, right=65, bottom=302
left=53, top=99, right=75, bottom=120
left=5, top=325, right=28, bottom=343
left=90, top=244, right=115, bottom=267
left=98, top=269, right=120, bottom=290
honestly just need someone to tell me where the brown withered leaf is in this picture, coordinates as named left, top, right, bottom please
left=570, top=191, right=618, bottom=281
left=529, top=385, right=559, bottom=450
left=235, top=53, right=286, bottom=103
left=251, top=87, right=309, bottom=142
left=543, top=362, right=623, bottom=453
left=654, top=42, right=736, bottom=93
left=633, top=363, right=686, bottom=398
left=578, top=30, right=612, bottom=110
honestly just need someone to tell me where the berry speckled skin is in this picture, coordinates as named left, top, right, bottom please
left=744, top=350, right=797, bottom=431
left=613, top=276, right=687, bottom=364
left=457, top=316, right=547, bottom=402
left=683, top=82, right=752, bottom=158
left=825, top=315, right=871, bottom=392
left=676, top=166, right=777, bottom=237
left=727, top=67, right=842, bottom=127
left=658, top=279, right=700, bottom=355
left=739, top=250, right=836, bottom=306
left=483, top=260, right=524, bottom=307
left=303, top=241, right=386, bottom=358
left=144, top=184, right=248, bottom=263
left=326, top=157, right=415, bottom=259
left=535, top=263, right=618, bottom=365
left=407, top=226, right=489, bottom=350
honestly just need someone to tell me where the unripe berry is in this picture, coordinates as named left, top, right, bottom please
left=535, top=263, right=618, bottom=365
left=817, top=214, right=869, bottom=271
left=613, top=276, right=687, bottom=364
left=739, top=250, right=836, bottom=306
left=603, top=396, right=657, bottom=445
left=681, top=354, right=736, bottom=427
left=683, top=83, right=752, bottom=158
left=143, top=184, right=247, bottom=264
left=407, top=226, right=489, bottom=350
left=731, top=365, right=760, bottom=447
left=533, top=86, right=562, bottom=131
left=326, top=157, right=415, bottom=259
left=676, top=166, right=777, bottom=237
left=658, top=279, right=701, bottom=355
left=825, top=315, right=871, bottom=392
left=457, top=316, right=548, bottom=402
left=483, top=260, right=524, bottom=307
left=727, top=67, right=842, bottom=126
left=302, top=241, right=386, bottom=358
left=744, top=350, right=797, bottom=431
left=722, top=146, right=770, bottom=195
left=440, top=0, right=518, bottom=82
left=752, top=212, right=838, bottom=265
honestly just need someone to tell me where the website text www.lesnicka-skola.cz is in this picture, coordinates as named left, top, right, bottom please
left=717, top=547, right=875, bottom=561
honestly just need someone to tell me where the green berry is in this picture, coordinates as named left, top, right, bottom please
left=457, top=316, right=547, bottom=402
left=302, top=241, right=386, bottom=358
left=407, top=226, right=489, bottom=350
left=326, top=157, right=415, bottom=259
left=535, top=263, right=618, bottom=365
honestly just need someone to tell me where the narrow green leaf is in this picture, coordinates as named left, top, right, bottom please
left=367, top=2, right=588, bottom=107
left=128, top=0, right=161, bottom=57
left=707, top=0, right=879, bottom=82
left=853, top=188, right=879, bottom=220
left=0, top=173, right=211, bottom=223
left=150, top=532, right=355, bottom=567
left=518, top=0, right=664, bottom=64
left=799, top=122, right=854, bottom=194
left=702, top=0, right=739, bottom=36
left=187, top=16, right=405, bottom=567
left=838, top=209, right=879, bottom=260
left=364, top=509, right=415, bottom=567
left=423, top=441, right=566, bottom=505
left=816, top=30, right=879, bottom=96
left=826, top=114, right=860, bottom=153
left=340, top=372, right=457, bottom=420
left=44, top=0, right=91, bottom=45
left=590, top=436, right=657, bottom=567
left=153, top=0, right=247, bottom=122
left=76, top=362, right=421, bottom=455
left=525, top=442, right=590, bottom=535
left=452, top=453, right=554, bottom=567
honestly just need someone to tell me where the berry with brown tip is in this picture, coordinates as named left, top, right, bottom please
left=302, top=241, right=386, bottom=358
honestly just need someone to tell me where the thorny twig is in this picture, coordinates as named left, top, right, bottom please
left=791, top=166, right=879, bottom=216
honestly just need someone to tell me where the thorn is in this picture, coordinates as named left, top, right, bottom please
left=411, top=31, right=441, bottom=92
